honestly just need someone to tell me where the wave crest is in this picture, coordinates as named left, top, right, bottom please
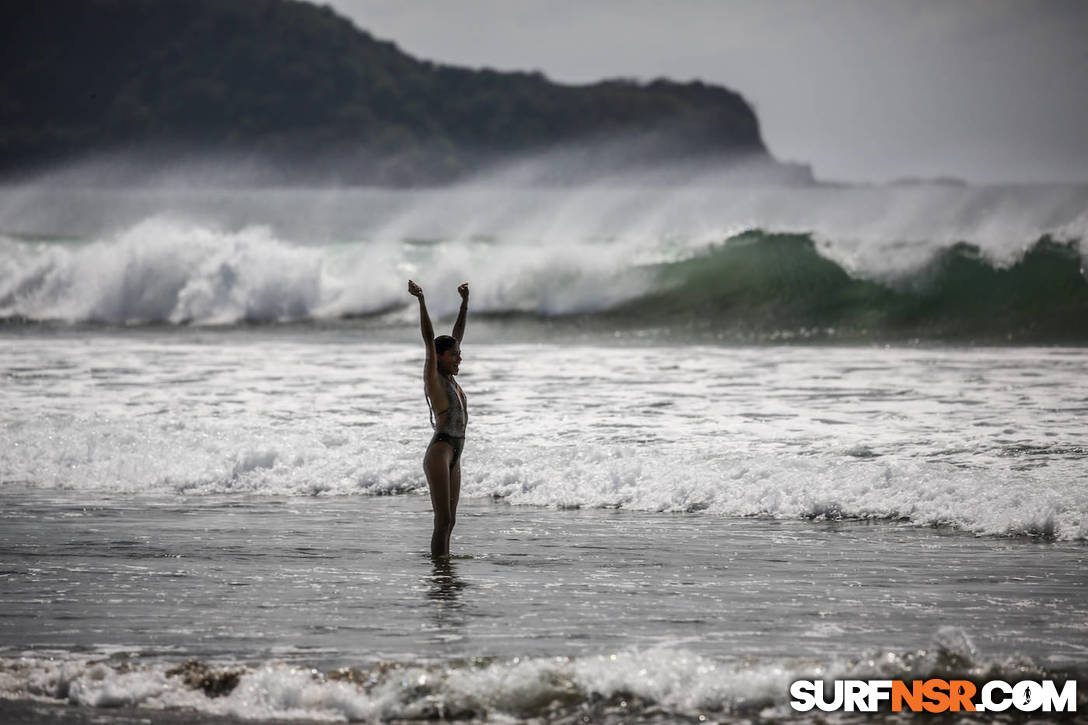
left=1, top=218, right=1085, bottom=338
left=618, top=231, right=1088, bottom=339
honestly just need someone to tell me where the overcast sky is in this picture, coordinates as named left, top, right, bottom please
left=321, top=0, right=1088, bottom=184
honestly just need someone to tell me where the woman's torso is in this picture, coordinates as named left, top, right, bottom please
left=432, top=374, right=467, bottom=437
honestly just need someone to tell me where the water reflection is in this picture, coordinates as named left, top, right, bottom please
left=427, top=558, right=467, bottom=605
left=424, top=558, right=468, bottom=644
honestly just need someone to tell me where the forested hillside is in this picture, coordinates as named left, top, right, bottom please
left=1, top=0, right=803, bottom=183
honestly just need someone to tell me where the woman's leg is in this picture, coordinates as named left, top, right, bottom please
left=424, top=443, right=454, bottom=557
left=447, top=461, right=461, bottom=554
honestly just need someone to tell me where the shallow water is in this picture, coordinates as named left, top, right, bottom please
left=2, top=492, right=1086, bottom=668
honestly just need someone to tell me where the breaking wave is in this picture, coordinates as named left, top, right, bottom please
left=616, top=231, right=1088, bottom=340
left=1, top=630, right=1083, bottom=722
left=1, top=219, right=1085, bottom=339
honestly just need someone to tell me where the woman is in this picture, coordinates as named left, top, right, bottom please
left=408, top=280, right=469, bottom=557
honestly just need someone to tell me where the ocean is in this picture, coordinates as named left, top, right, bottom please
left=1, top=180, right=1086, bottom=722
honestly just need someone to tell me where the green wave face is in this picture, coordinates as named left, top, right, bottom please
left=617, top=231, right=1088, bottom=341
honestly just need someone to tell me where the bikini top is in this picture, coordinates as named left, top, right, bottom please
left=429, top=374, right=467, bottom=437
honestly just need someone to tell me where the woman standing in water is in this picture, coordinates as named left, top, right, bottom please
left=408, top=280, right=469, bottom=557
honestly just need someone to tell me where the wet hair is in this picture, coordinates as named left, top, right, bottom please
left=434, top=335, right=458, bottom=355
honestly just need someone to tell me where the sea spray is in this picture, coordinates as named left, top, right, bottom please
left=2, top=222, right=1085, bottom=338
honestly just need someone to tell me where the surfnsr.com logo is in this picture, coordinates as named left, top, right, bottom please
left=790, top=679, right=1077, bottom=713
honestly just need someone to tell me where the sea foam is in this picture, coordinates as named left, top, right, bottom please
left=0, top=215, right=647, bottom=324
left=1, top=632, right=1081, bottom=722
left=4, top=409, right=1084, bottom=540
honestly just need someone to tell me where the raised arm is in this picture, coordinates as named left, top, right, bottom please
left=452, top=282, right=469, bottom=343
left=408, top=280, right=437, bottom=380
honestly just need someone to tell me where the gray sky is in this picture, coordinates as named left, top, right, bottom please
left=320, top=0, right=1088, bottom=184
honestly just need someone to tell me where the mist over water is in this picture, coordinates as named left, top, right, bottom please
left=1, top=158, right=1086, bottom=331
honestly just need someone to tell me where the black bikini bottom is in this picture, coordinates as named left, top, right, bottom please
left=429, top=432, right=465, bottom=469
